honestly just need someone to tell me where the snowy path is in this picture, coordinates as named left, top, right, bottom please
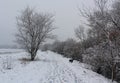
left=41, top=58, right=82, bottom=83
left=0, top=49, right=116, bottom=83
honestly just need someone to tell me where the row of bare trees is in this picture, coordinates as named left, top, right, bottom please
left=42, top=0, right=120, bottom=82
left=76, top=0, right=120, bottom=82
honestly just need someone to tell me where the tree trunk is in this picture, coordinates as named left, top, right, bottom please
left=31, top=56, right=35, bottom=61
left=30, top=47, right=38, bottom=61
left=112, top=63, right=116, bottom=82
left=31, top=52, right=36, bottom=61
left=112, top=66, right=114, bottom=82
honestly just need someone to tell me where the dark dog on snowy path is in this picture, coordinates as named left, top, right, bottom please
left=69, top=59, right=73, bottom=63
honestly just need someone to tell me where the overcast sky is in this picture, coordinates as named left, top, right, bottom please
left=0, top=0, right=94, bottom=46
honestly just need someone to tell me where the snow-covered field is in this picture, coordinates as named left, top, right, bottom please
left=0, top=49, right=116, bottom=83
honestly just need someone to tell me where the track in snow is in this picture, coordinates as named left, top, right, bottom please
left=39, top=51, right=83, bottom=83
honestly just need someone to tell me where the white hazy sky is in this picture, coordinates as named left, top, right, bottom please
left=0, top=0, right=94, bottom=45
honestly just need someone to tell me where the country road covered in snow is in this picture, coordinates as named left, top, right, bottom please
left=0, top=49, right=116, bottom=83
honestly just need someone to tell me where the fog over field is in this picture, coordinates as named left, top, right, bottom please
left=0, top=0, right=94, bottom=46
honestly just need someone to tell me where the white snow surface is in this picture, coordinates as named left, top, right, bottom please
left=0, top=49, right=116, bottom=83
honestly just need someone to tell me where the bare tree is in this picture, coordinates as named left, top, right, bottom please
left=16, top=7, right=55, bottom=61
left=75, top=25, right=86, bottom=42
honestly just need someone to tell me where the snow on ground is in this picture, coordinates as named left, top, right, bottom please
left=0, top=49, right=23, bottom=54
left=0, top=49, right=116, bottom=83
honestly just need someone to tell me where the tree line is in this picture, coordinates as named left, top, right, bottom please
left=41, top=0, right=120, bottom=82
